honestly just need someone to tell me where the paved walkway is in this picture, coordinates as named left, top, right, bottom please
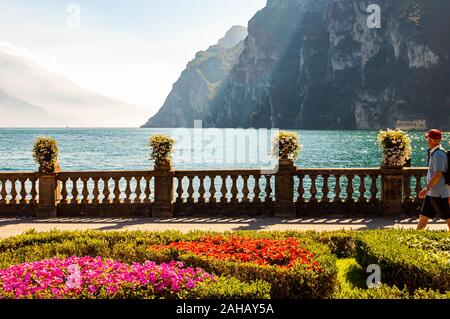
left=0, top=217, right=448, bottom=239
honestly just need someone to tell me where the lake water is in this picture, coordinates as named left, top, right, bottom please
left=0, top=128, right=448, bottom=172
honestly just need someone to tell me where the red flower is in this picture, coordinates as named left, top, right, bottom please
left=149, top=236, right=321, bottom=272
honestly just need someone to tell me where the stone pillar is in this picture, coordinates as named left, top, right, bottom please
left=153, top=161, right=174, bottom=218
left=36, top=162, right=60, bottom=218
left=381, top=167, right=404, bottom=216
left=274, top=159, right=296, bottom=218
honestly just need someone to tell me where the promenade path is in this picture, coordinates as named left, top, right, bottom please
left=0, top=217, right=448, bottom=239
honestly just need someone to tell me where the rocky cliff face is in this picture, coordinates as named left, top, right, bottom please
left=142, top=26, right=247, bottom=128
left=144, top=0, right=450, bottom=130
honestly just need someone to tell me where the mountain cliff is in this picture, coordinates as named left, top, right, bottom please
left=142, top=26, right=247, bottom=128
left=143, top=0, right=450, bottom=130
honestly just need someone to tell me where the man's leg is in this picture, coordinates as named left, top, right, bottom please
left=417, top=215, right=429, bottom=230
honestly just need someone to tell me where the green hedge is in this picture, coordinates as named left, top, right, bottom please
left=0, top=230, right=337, bottom=299
left=355, top=229, right=450, bottom=293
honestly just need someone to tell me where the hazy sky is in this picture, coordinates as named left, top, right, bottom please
left=0, top=0, right=266, bottom=118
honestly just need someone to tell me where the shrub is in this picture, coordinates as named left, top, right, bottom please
left=148, top=235, right=337, bottom=299
left=314, top=231, right=357, bottom=258
left=377, top=129, right=412, bottom=168
left=149, top=135, right=175, bottom=166
left=32, top=136, right=59, bottom=173
left=272, top=131, right=302, bottom=160
left=335, top=258, right=450, bottom=299
left=355, top=230, right=450, bottom=293
left=0, top=230, right=338, bottom=299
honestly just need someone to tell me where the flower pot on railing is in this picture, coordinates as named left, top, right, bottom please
left=32, top=137, right=60, bottom=218
left=378, top=130, right=412, bottom=216
left=149, top=135, right=175, bottom=217
left=272, top=131, right=301, bottom=218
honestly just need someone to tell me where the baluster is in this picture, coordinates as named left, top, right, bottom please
left=60, top=177, right=68, bottom=204
left=403, top=174, right=411, bottom=202
left=253, top=175, right=261, bottom=203
left=242, top=175, right=249, bottom=203
left=198, top=176, right=206, bottom=204
left=124, top=177, right=132, bottom=203
left=81, top=177, right=89, bottom=204
left=334, top=175, right=342, bottom=202
left=297, top=174, right=305, bottom=203
left=92, top=177, right=100, bottom=204
left=187, top=176, right=194, bottom=204
left=265, top=175, right=273, bottom=203
left=176, top=176, right=184, bottom=204
left=134, top=176, right=142, bottom=204
left=19, top=178, right=27, bottom=205
left=144, top=176, right=152, bottom=203
left=322, top=175, right=330, bottom=203
left=309, top=175, right=318, bottom=203
left=414, top=174, right=423, bottom=200
left=220, top=175, right=228, bottom=204
left=30, top=177, right=38, bottom=204
left=346, top=175, right=354, bottom=203
left=370, top=175, right=378, bottom=203
left=102, top=177, right=111, bottom=204
left=71, top=178, right=79, bottom=204
left=0, top=179, right=6, bottom=204
left=230, top=175, right=238, bottom=204
left=358, top=175, right=367, bottom=203
left=113, top=177, right=121, bottom=204
left=209, top=175, right=217, bottom=204
left=10, top=178, right=17, bottom=204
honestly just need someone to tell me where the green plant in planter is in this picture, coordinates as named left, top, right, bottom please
left=32, top=137, right=59, bottom=173
left=272, top=131, right=302, bottom=161
left=377, top=129, right=412, bottom=168
left=149, top=135, right=175, bottom=166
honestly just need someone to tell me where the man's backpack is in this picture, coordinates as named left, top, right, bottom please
left=429, top=148, right=450, bottom=185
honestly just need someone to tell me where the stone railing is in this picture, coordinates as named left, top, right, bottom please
left=0, top=172, right=39, bottom=216
left=0, top=161, right=428, bottom=218
left=174, top=170, right=275, bottom=216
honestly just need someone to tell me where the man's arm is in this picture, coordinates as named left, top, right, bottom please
left=419, top=172, right=443, bottom=199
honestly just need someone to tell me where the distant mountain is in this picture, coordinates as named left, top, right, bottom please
left=141, top=26, right=247, bottom=128
left=143, top=0, right=450, bottom=130
left=0, top=51, right=142, bottom=127
left=0, top=88, right=52, bottom=127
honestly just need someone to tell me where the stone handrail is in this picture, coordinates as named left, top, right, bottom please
left=295, top=168, right=382, bottom=203
left=0, top=165, right=431, bottom=218
left=0, top=172, right=39, bottom=205
left=58, top=170, right=154, bottom=205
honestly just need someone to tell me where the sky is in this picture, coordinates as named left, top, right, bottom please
left=0, top=0, right=266, bottom=118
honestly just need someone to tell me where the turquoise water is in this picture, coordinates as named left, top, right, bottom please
left=0, top=128, right=448, bottom=172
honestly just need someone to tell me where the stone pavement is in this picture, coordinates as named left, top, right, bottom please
left=0, top=217, right=448, bottom=239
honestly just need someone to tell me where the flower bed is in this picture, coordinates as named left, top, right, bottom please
left=150, top=236, right=321, bottom=271
left=0, top=257, right=214, bottom=299
left=0, top=230, right=337, bottom=299
left=148, top=235, right=337, bottom=299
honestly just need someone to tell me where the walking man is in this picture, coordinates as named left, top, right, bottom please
left=417, top=129, right=450, bottom=231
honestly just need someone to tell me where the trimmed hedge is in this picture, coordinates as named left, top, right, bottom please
left=0, top=230, right=337, bottom=299
left=355, top=229, right=450, bottom=293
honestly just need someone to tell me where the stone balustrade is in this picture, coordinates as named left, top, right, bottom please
left=0, top=163, right=428, bottom=218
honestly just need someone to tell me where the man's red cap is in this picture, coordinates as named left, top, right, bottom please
left=425, top=129, right=443, bottom=140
